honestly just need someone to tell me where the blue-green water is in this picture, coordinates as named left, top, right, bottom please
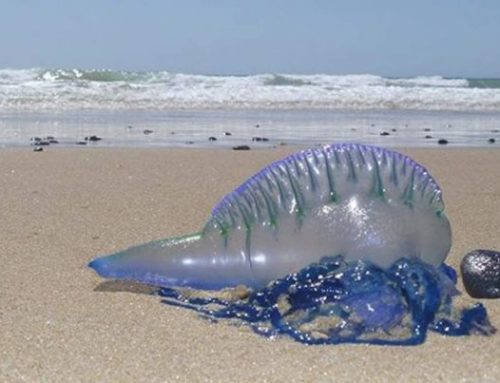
left=2, top=69, right=500, bottom=111
left=1, top=69, right=500, bottom=148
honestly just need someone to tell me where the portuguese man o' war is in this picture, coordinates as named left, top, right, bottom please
left=89, top=143, right=494, bottom=345
left=90, top=143, right=451, bottom=289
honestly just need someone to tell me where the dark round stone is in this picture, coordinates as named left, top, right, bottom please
left=438, top=138, right=449, bottom=145
left=488, top=138, right=495, bottom=144
left=461, top=249, right=500, bottom=298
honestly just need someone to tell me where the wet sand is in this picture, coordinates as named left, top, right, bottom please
left=1, top=147, right=499, bottom=382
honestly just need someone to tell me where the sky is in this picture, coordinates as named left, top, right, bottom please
left=0, top=0, right=499, bottom=77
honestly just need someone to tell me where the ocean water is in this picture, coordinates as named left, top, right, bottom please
left=1, top=68, right=499, bottom=148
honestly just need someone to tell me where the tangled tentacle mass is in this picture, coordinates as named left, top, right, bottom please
left=160, top=256, right=494, bottom=345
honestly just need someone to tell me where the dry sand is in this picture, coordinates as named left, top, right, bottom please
left=1, top=147, right=499, bottom=383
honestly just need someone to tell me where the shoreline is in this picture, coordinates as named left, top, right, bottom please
left=1, top=108, right=500, bottom=149
left=1, top=147, right=499, bottom=382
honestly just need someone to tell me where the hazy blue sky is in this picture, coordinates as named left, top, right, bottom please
left=1, top=0, right=499, bottom=77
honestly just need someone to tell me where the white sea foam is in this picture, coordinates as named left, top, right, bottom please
left=0, top=68, right=499, bottom=112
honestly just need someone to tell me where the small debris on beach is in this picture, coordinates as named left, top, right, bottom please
left=252, top=136, right=270, bottom=142
left=85, top=135, right=102, bottom=142
left=438, top=139, right=449, bottom=145
left=255, top=124, right=260, bottom=128
left=34, top=140, right=50, bottom=146
left=424, top=128, right=431, bottom=132
left=127, top=125, right=133, bottom=129
left=224, top=132, right=232, bottom=136
left=488, top=138, right=496, bottom=144
left=33, top=146, right=44, bottom=152
left=391, top=128, right=397, bottom=132
left=379, top=131, right=390, bottom=136
left=208, top=136, right=217, bottom=142
left=76, top=141, right=87, bottom=146
left=143, top=129, right=154, bottom=135
left=425, top=135, right=433, bottom=139
left=461, top=250, right=500, bottom=299
left=492, top=129, right=499, bottom=133
left=233, top=145, right=251, bottom=150
left=30, top=135, right=59, bottom=147
left=185, top=141, right=194, bottom=145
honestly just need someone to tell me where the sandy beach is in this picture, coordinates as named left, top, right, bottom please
left=1, top=146, right=499, bottom=382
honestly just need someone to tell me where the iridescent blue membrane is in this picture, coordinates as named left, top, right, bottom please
left=159, top=256, right=494, bottom=345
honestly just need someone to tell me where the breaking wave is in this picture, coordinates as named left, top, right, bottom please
left=1, top=68, right=500, bottom=111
